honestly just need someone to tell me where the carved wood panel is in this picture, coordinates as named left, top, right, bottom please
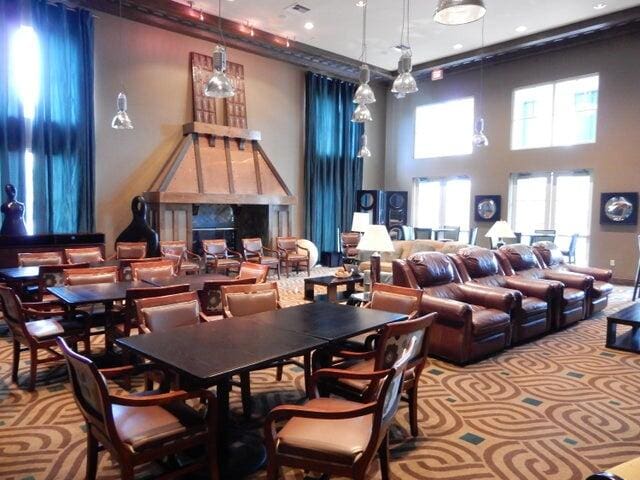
left=225, top=62, right=248, bottom=129
left=190, top=52, right=217, bottom=124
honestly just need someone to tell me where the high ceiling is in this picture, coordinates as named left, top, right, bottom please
left=172, top=0, right=640, bottom=70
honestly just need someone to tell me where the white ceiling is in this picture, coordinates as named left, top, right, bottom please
left=175, top=0, right=640, bottom=70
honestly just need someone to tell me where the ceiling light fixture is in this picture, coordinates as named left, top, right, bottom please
left=304, top=21, right=314, bottom=30
left=357, top=134, right=372, bottom=158
left=391, top=0, right=418, bottom=99
left=594, top=3, right=607, bottom=9
left=356, top=1, right=367, bottom=6
left=472, top=16, right=489, bottom=148
left=204, top=0, right=235, bottom=98
left=434, top=0, right=486, bottom=26
left=111, top=0, right=133, bottom=130
left=515, top=25, right=527, bottom=33
left=453, top=43, right=463, bottom=50
left=352, top=0, right=374, bottom=128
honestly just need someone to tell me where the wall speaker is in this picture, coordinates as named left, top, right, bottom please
left=356, top=190, right=385, bottom=225
left=384, top=191, right=408, bottom=230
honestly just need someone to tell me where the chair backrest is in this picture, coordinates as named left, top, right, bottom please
left=368, top=283, right=422, bottom=317
left=469, top=227, right=479, bottom=246
left=38, top=263, right=90, bottom=298
left=125, top=284, right=190, bottom=311
left=497, top=244, right=544, bottom=277
left=341, top=232, right=361, bottom=247
left=118, top=256, right=163, bottom=281
left=242, top=238, right=264, bottom=259
left=567, top=233, right=578, bottom=254
left=530, top=234, right=555, bottom=245
left=202, top=239, right=229, bottom=257
left=64, top=247, right=104, bottom=265
left=401, top=226, right=415, bottom=241
left=405, top=251, right=460, bottom=288
left=199, top=277, right=257, bottom=315
left=436, top=227, right=460, bottom=242
left=64, top=266, right=119, bottom=286
left=0, top=285, right=29, bottom=340
left=534, top=229, right=556, bottom=235
left=238, top=261, right=270, bottom=283
left=17, top=251, right=64, bottom=266
left=135, top=291, right=201, bottom=333
left=116, top=242, right=147, bottom=260
left=276, top=237, right=298, bottom=253
left=130, top=260, right=175, bottom=282
left=531, top=241, right=565, bottom=268
left=413, top=227, right=432, bottom=240
left=220, top=281, right=280, bottom=317
left=159, top=241, right=187, bottom=266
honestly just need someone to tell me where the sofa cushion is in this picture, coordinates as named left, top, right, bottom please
left=499, top=244, right=539, bottom=271
left=470, top=306, right=511, bottom=336
left=532, top=241, right=564, bottom=267
left=521, top=296, right=548, bottom=315
left=592, top=280, right=613, bottom=298
left=407, top=252, right=456, bottom=287
left=563, top=287, right=585, bottom=303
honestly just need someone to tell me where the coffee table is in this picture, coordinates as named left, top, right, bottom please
left=606, top=303, right=640, bottom=353
left=304, top=274, right=364, bottom=302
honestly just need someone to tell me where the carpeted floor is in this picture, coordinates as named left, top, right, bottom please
left=1, top=269, right=639, bottom=480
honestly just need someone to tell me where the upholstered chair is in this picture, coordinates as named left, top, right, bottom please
left=265, top=319, right=421, bottom=480
left=159, top=240, right=202, bottom=275
left=130, top=260, right=175, bottom=282
left=64, top=247, right=104, bottom=264
left=237, top=261, right=270, bottom=283
left=341, top=232, right=361, bottom=261
left=118, top=256, right=163, bottom=281
left=276, top=236, right=311, bottom=277
left=0, top=285, right=89, bottom=390
left=242, top=237, right=281, bottom=279
left=319, top=314, right=436, bottom=438
left=113, top=242, right=147, bottom=260
left=37, top=263, right=90, bottom=303
left=135, top=291, right=207, bottom=334
left=496, top=244, right=590, bottom=329
left=17, top=251, right=64, bottom=266
left=532, top=241, right=613, bottom=317
left=198, top=277, right=257, bottom=317
left=57, top=337, right=218, bottom=480
left=392, top=251, right=515, bottom=365
left=202, top=239, right=242, bottom=275
left=451, top=246, right=555, bottom=344
left=63, top=266, right=119, bottom=286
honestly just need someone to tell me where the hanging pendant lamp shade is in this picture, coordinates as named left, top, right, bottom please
left=352, top=102, right=372, bottom=123
left=472, top=118, right=489, bottom=147
left=434, top=0, right=486, bottom=25
left=353, top=65, right=376, bottom=104
left=111, top=92, right=133, bottom=130
left=205, top=45, right=235, bottom=98
left=357, top=134, right=372, bottom=159
left=391, top=51, right=418, bottom=95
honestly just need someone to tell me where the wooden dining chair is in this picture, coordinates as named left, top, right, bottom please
left=118, top=256, right=163, bottom=281
left=63, top=266, right=119, bottom=286
left=265, top=320, right=425, bottom=480
left=64, top=247, right=105, bottom=264
left=202, top=239, right=242, bottom=275
left=242, top=237, right=281, bottom=279
left=414, top=227, right=432, bottom=240
left=17, top=251, right=64, bottom=266
left=57, top=337, right=219, bottom=480
left=112, top=242, right=147, bottom=260
left=276, top=237, right=311, bottom=277
left=160, top=240, right=202, bottom=275
left=237, top=261, right=270, bottom=283
left=130, top=260, right=175, bottom=282
left=198, top=277, right=257, bottom=317
left=37, top=263, right=90, bottom=302
left=0, top=285, right=90, bottom=390
left=134, top=291, right=208, bottom=334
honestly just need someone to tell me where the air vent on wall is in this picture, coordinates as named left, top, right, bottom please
left=285, top=3, right=310, bottom=15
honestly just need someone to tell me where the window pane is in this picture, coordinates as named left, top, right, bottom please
left=415, top=98, right=474, bottom=159
left=416, top=181, right=441, bottom=228
left=553, top=75, right=599, bottom=146
left=513, top=176, right=548, bottom=234
left=512, top=84, right=553, bottom=150
left=554, top=175, right=591, bottom=237
left=444, top=179, right=471, bottom=233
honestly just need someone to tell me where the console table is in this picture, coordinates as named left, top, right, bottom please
left=0, top=233, right=105, bottom=267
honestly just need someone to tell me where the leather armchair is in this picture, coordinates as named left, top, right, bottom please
left=237, top=261, right=270, bottom=283
left=532, top=241, right=613, bottom=317
left=159, top=240, right=202, bottom=275
left=242, top=237, right=281, bottom=279
left=202, top=239, right=242, bottom=275
left=130, top=260, right=175, bottom=282
left=341, top=232, right=361, bottom=261
left=276, top=236, right=310, bottom=277
left=64, top=247, right=104, bottom=264
left=17, top=251, right=64, bottom=266
left=392, top=252, right=515, bottom=365
left=496, top=244, right=588, bottom=329
left=451, top=246, right=554, bottom=344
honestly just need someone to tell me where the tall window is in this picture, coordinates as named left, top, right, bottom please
left=414, top=97, right=474, bottom=159
left=509, top=171, right=593, bottom=264
left=511, top=74, right=599, bottom=150
left=414, top=177, right=471, bottom=239
left=9, top=26, right=40, bottom=235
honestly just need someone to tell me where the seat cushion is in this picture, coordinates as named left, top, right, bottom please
left=593, top=280, right=613, bottom=298
left=563, top=287, right=585, bottom=303
left=334, top=358, right=415, bottom=394
left=521, top=296, right=547, bottom=315
left=277, top=397, right=373, bottom=464
left=284, top=254, right=308, bottom=261
left=259, top=256, right=280, bottom=266
left=26, top=318, right=83, bottom=339
left=470, top=306, right=511, bottom=336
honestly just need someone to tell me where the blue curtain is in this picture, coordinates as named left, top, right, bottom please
left=0, top=0, right=26, bottom=198
left=304, top=72, right=364, bottom=253
left=31, top=0, right=94, bottom=233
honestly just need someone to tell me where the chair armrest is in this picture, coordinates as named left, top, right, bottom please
left=392, top=260, right=420, bottom=290
left=503, top=277, right=559, bottom=300
left=109, top=388, right=215, bottom=407
left=544, top=270, right=593, bottom=290
left=296, top=243, right=310, bottom=256
left=464, top=283, right=523, bottom=308
left=266, top=401, right=377, bottom=424
left=184, top=250, right=202, bottom=262
left=422, top=295, right=471, bottom=322
left=244, top=248, right=262, bottom=259
left=227, top=249, right=243, bottom=258
left=262, top=246, right=280, bottom=257
left=309, top=367, right=391, bottom=399
left=23, top=304, right=68, bottom=318
left=331, top=349, right=376, bottom=361
left=23, top=300, right=64, bottom=310
left=566, top=265, right=612, bottom=281
left=458, top=284, right=515, bottom=313
left=100, top=362, right=168, bottom=380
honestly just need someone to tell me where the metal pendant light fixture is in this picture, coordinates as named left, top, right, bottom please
left=357, top=133, right=372, bottom=159
left=111, top=0, right=133, bottom=130
left=391, top=0, right=418, bottom=98
left=434, top=0, right=486, bottom=26
left=205, top=0, right=235, bottom=98
left=472, top=16, right=489, bottom=148
left=352, top=1, right=374, bottom=122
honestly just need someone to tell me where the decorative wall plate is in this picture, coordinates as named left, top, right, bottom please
left=474, top=195, right=501, bottom=222
left=600, top=192, right=638, bottom=225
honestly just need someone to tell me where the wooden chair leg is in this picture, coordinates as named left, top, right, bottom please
left=120, top=463, right=135, bottom=480
left=86, top=430, right=99, bottom=480
left=378, top=432, right=390, bottom=480
left=28, top=348, right=38, bottom=391
left=266, top=459, right=279, bottom=480
left=240, top=371, right=252, bottom=419
left=277, top=263, right=281, bottom=280
left=408, top=386, right=419, bottom=437
left=12, top=340, right=20, bottom=383
left=275, top=363, right=284, bottom=381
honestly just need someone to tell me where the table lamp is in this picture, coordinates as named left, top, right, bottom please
left=485, top=220, right=516, bottom=248
left=357, top=224, right=394, bottom=285
left=351, top=212, right=370, bottom=233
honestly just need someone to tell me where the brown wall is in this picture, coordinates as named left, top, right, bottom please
left=384, top=33, right=640, bottom=281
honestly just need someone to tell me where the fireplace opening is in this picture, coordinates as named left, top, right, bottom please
left=192, top=204, right=269, bottom=253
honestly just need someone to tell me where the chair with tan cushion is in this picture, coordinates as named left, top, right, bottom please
left=130, top=260, right=175, bottom=282
left=341, top=232, right=361, bottom=261
left=64, top=247, right=104, bottom=264
left=159, top=240, right=202, bottom=275
left=198, top=277, right=257, bottom=317
left=135, top=291, right=207, bottom=334
left=63, top=266, right=119, bottom=286
left=0, top=285, right=89, bottom=391
left=118, top=257, right=163, bottom=281
left=276, top=236, right=310, bottom=277
left=242, top=237, right=280, bottom=279
left=17, top=251, right=64, bottom=266
left=57, top=337, right=218, bottom=480
left=113, top=242, right=147, bottom=260
left=202, top=239, right=242, bottom=275
left=37, top=263, right=90, bottom=303
left=237, top=261, right=270, bottom=283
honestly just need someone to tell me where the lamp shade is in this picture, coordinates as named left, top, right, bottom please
left=351, top=212, right=370, bottom=233
left=357, top=225, right=394, bottom=252
left=485, top=221, right=516, bottom=239
left=434, top=0, right=486, bottom=25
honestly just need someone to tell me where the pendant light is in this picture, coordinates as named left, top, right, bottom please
left=357, top=133, right=372, bottom=159
left=391, top=0, right=418, bottom=98
left=111, top=0, right=133, bottom=130
left=472, top=16, right=489, bottom=147
left=205, top=0, right=235, bottom=98
left=434, top=0, right=486, bottom=26
left=352, top=1, right=374, bottom=122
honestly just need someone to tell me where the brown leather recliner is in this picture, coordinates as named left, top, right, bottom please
left=451, top=246, right=555, bottom=344
left=532, top=241, right=613, bottom=317
left=496, top=244, right=591, bottom=330
left=392, top=252, right=515, bottom=365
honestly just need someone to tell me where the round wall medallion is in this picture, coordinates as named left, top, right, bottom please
left=605, top=196, right=633, bottom=222
left=477, top=199, right=497, bottom=220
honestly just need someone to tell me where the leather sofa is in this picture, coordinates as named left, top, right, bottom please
left=360, top=239, right=469, bottom=273
left=451, top=246, right=556, bottom=344
left=392, top=251, right=515, bottom=365
left=496, top=244, right=590, bottom=330
left=532, top=241, right=613, bottom=317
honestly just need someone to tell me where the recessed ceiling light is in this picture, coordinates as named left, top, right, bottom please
left=304, top=21, right=314, bottom=30
left=594, top=3, right=607, bottom=9
left=356, top=1, right=367, bottom=6
left=453, top=43, right=463, bottom=50
left=515, top=25, right=527, bottom=33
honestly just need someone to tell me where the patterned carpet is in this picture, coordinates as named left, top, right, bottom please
left=1, top=269, right=639, bottom=480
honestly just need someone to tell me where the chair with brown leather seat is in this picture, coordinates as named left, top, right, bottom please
left=450, top=246, right=556, bottom=344
left=341, top=231, right=361, bottom=262
left=392, top=251, right=515, bottom=365
left=237, top=261, right=270, bottom=283
left=159, top=240, right=202, bottom=275
left=198, top=276, right=257, bottom=317
left=135, top=291, right=208, bottom=334
left=496, top=244, right=590, bottom=329
left=57, top=337, right=218, bottom=480
left=63, top=266, right=119, bottom=286
left=130, top=260, right=175, bottom=282
left=202, top=239, right=242, bottom=275
left=118, top=256, right=163, bottom=281
left=242, top=237, right=281, bottom=279
left=112, top=241, right=147, bottom=260
left=0, top=285, right=89, bottom=390
left=64, top=247, right=104, bottom=264
left=319, top=314, right=435, bottom=438
left=17, top=251, right=64, bottom=266
left=36, top=263, right=90, bottom=303
left=276, top=236, right=311, bottom=277
left=265, top=319, right=422, bottom=480
left=532, top=241, right=613, bottom=317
